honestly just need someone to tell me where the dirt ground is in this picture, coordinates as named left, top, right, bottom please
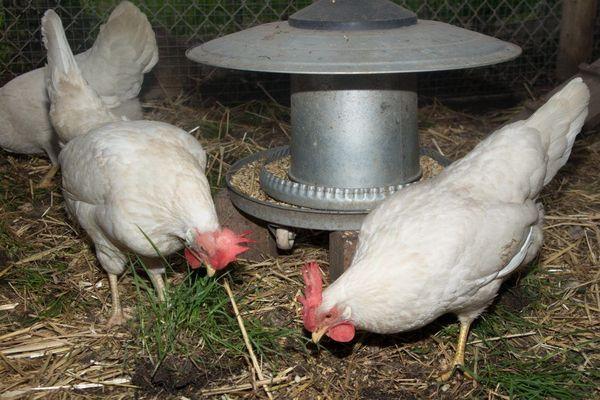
left=0, top=94, right=598, bottom=399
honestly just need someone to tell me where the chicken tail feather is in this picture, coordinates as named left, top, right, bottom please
left=42, top=10, right=119, bottom=143
left=82, top=1, right=158, bottom=102
left=524, top=78, right=590, bottom=185
left=42, top=10, right=80, bottom=86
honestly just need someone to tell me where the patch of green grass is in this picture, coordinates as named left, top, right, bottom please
left=14, top=266, right=50, bottom=290
left=475, top=305, right=539, bottom=339
left=430, top=271, right=597, bottom=400
left=0, top=219, right=23, bottom=260
left=469, top=303, right=597, bottom=399
left=39, top=291, right=78, bottom=319
left=10, top=260, right=69, bottom=292
left=10, top=263, right=83, bottom=322
left=479, top=348, right=596, bottom=400
left=131, top=259, right=302, bottom=369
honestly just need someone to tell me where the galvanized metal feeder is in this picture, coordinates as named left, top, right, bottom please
left=187, top=0, right=521, bottom=272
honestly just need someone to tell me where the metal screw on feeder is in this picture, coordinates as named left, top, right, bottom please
left=187, top=0, right=521, bottom=232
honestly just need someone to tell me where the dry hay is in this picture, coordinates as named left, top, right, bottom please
left=0, top=94, right=598, bottom=399
left=230, top=155, right=444, bottom=204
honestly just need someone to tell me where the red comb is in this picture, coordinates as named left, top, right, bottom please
left=208, top=228, right=252, bottom=270
left=187, top=229, right=253, bottom=271
left=240, top=230, right=253, bottom=239
left=226, top=228, right=254, bottom=243
left=297, top=262, right=323, bottom=331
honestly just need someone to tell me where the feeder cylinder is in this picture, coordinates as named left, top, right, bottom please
left=289, top=74, right=419, bottom=189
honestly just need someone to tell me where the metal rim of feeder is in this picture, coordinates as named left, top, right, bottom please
left=259, top=146, right=449, bottom=212
left=225, top=146, right=450, bottom=231
left=187, top=0, right=522, bottom=227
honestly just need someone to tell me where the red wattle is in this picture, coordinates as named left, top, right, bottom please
left=184, top=248, right=202, bottom=269
left=327, top=323, right=355, bottom=342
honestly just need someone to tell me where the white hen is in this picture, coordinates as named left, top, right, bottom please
left=0, top=1, right=157, bottom=184
left=300, top=78, right=589, bottom=380
left=42, top=10, right=249, bottom=326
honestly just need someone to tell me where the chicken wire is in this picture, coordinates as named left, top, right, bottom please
left=0, top=0, right=598, bottom=100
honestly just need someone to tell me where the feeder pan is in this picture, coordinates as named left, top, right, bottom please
left=187, top=0, right=521, bottom=231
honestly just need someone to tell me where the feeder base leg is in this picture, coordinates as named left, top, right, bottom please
left=214, top=189, right=278, bottom=261
left=329, top=230, right=359, bottom=281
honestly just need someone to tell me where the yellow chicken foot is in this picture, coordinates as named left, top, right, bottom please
left=148, top=271, right=167, bottom=302
left=106, top=273, right=126, bottom=327
left=438, top=319, right=475, bottom=382
left=36, top=164, right=59, bottom=189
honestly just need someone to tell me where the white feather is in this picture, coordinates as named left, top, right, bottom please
left=43, top=10, right=217, bottom=282
left=59, top=121, right=218, bottom=275
left=42, top=10, right=120, bottom=144
left=320, top=79, right=590, bottom=334
left=0, top=1, right=158, bottom=162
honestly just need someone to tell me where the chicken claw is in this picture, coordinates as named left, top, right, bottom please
left=106, top=308, right=127, bottom=328
left=438, top=320, right=475, bottom=382
left=35, top=165, right=59, bottom=189
left=106, top=273, right=126, bottom=327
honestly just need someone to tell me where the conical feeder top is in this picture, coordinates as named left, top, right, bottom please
left=187, top=0, right=522, bottom=228
left=187, top=0, right=521, bottom=75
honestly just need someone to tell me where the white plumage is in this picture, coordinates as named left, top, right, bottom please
left=42, top=10, right=248, bottom=326
left=302, top=78, right=590, bottom=380
left=58, top=121, right=217, bottom=270
left=0, top=1, right=157, bottom=166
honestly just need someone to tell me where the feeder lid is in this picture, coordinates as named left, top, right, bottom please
left=187, top=0, right=521, bottom=75
left=288, top=0, right=417, bottom=31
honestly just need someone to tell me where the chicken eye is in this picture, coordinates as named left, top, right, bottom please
left=325, top=313, right=332, bottom=319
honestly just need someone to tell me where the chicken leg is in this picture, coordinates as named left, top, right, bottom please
left=106, top=273, right=126, bottom=327
left=148, top=270, right=167, bottom=302
left=36, top=164, right=59, bottom=189
left=438, top=319, right=475, bottom=382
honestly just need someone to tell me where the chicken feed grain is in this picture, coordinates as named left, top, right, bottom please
left=230, top=155, right=444, bottom=205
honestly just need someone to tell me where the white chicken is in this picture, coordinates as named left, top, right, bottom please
left=0, top=1, right=157, bottom=186
left=300, top=78, right=589, bottom=380
left=42, top=10, right=249, bottom=326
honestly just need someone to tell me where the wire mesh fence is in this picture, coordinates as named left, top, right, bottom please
left=0, top=1, right=597, bottom=100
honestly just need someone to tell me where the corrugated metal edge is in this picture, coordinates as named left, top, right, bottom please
left=260, top=146, right=449, bottom=211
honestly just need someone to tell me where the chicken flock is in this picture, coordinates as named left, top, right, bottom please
left=0, top=1, right=590, bottom=383
left=0, top=1, right=157, bottom=188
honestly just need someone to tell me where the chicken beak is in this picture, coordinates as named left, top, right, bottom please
left=206, top=264, right=216, bottom=277
left=311, top=326, right=328, bottom=343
